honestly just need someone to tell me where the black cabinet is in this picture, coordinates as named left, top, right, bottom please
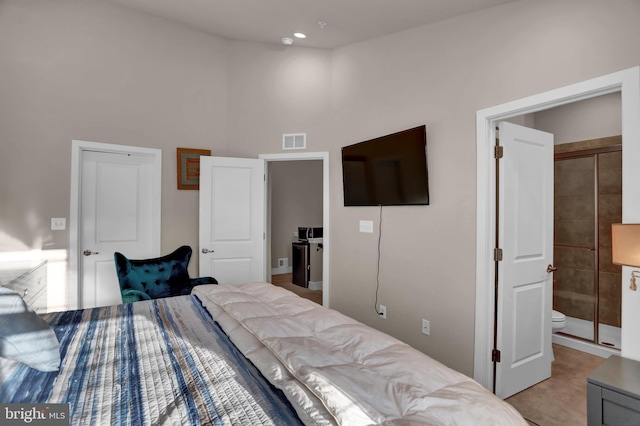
left=292, top=241, right=309, bottom=287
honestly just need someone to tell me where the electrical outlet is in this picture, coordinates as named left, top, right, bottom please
left=379, top=304, right=387, bottom=319
left=422, top=319, right=430, bottom=335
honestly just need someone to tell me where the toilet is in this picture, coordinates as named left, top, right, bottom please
left=552, top=310, right=566, bottom=333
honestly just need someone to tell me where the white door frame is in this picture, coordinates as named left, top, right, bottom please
left=69, top=140, right=162, bottom=309
left=474, top=66, right=640, bottom=391
left=259, top=152, right=330, bottom=307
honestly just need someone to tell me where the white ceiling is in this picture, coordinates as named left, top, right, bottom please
left=103, top=0, right=517, bottom=49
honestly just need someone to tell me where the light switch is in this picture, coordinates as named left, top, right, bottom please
left=359, top=220, right=374, bottom=233
left=51, top=218, right=66, bottom=230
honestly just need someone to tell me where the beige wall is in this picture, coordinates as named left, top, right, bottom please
left=0, top=0, right=229, bottom=276
left=269, top=160, right=323, bottom=270
left=535, top=92, right=622, bottom=144
left=225, top=41, right=333, bottom=157
left=226, top=0, right=640, bottom=374
left=512, top=92, right=621, bottom=141
left=2, top=0, right=640, bottom=376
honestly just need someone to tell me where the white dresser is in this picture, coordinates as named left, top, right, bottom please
left=0, top=260, right=48, bottom=313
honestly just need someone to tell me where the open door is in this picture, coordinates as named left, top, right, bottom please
left=199, top=156, right=266, bottom=284
left=496, top=121, right=554, bottom=398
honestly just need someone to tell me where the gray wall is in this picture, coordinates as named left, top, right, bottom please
left=2, top=0, right=640, bottom=375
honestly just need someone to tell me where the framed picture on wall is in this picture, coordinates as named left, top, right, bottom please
left=177, top=147, right=211, bottom=190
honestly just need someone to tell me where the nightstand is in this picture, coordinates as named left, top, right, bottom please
left=587, top=355, right=640, bottom=425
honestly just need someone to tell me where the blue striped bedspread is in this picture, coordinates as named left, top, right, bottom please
left=0, top=295, right=303, bottom=425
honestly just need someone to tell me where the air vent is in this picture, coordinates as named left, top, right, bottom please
left=282, top=133, right=306, bottom=150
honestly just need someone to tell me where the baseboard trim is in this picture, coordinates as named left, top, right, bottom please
left=271, top=266, right=292, bottom=275
left=308, top=281, right=323, bottom=291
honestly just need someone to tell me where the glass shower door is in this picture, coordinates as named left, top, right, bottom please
left=553, top=156, right=596, bottom=342
left=553, top=148, right=622, bottom=348
left=597, top=150, right=622, bottom=348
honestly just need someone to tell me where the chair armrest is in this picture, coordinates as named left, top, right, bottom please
left=189, top=276, right=218, bottom=286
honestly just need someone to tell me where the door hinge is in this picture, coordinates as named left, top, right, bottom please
left=494, top=248, right=503, bottom=262
left=494, top=145, right=503, bottom=159
left=492, top=349, right=501, bottom=363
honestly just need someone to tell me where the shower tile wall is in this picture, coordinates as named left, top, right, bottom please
left=598, top=151, right=622, bottom=328
left=554, top=157, right=596, bottom=322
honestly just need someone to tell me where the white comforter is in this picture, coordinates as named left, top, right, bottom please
left=193, top=283, right=526, bottom=425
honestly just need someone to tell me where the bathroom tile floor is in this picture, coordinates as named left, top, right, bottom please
left=506, top=344, right=607, bottom=425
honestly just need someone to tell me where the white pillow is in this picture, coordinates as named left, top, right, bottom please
left=0, top=286, right=60, bottom=371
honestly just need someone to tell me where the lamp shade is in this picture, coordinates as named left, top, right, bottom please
left=612, top=224, right=640, bottom=267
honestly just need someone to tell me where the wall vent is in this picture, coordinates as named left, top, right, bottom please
left=282, top=133, right=306, bottom=150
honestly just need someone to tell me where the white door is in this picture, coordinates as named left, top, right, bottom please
left=80, top=148, right=159, bottom=308
left=496, top=121, right=554, bottom=398
left=199, top=156, right=266, bottom=284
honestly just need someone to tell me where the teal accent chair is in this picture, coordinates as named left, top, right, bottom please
left=114, top=246, right=217, bottom=303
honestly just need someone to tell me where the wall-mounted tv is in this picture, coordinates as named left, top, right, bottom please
left=341, top=125, right=429, bottom=206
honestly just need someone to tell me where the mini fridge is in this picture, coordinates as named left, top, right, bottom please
left=292, top=241, right=309, bottom=287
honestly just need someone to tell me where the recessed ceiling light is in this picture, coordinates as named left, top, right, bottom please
left=281, top=37, right=294, bottom=46
left=294, top=33, right=306, bottom=39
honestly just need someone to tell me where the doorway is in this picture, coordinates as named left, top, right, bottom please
left=473, top=66, right=640, bottom=393
left=260, top=152, right=330, bottom=307
left=268, top=159, right=323, bottom=303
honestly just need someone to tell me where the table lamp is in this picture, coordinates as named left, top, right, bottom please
left=611, top=223, right=640, bottom=291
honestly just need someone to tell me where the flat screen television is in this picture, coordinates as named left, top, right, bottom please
left=341, top=125, right=429, bottom=206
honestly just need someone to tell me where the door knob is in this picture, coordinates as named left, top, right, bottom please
left=547, top=264, right=557, bottom=273
left=83, top=249, right=99, bottom=256
left=201, top=248, right=214, bottom=254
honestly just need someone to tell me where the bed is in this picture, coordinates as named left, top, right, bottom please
left=1, top=282, right=527, bottom=425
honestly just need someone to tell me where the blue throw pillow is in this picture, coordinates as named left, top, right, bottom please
left=0, top=286, right=60, bottom=371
